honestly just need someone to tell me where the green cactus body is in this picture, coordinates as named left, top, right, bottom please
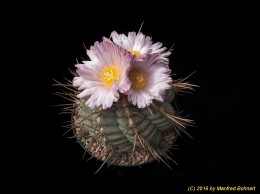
left=73, top=89, right=178, bottom=166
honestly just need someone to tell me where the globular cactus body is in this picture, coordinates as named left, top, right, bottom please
left=73, top=89, right=178, bottom=166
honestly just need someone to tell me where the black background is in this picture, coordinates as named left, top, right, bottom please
left=37, top=3, right=254, bottom=189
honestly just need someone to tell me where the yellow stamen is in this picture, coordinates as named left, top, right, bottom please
left=101, top=66, right=119, bottom=87
left=130, top=50, right=142, bottom=57
left=129, top=69, right=146, bottom=89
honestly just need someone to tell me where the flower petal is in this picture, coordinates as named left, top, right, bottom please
left=73, top=41, right=131, bottom=109
left=126, top=54, right=172, bottom=108
left=111, top=31, right=171, bottom=61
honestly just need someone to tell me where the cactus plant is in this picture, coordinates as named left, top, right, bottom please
left=55, top=29, right=196, bottom=170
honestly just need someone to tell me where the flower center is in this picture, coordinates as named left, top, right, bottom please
left=129, top=69, right=146, bottom=89
left=130, top=50, right=142, bottom=57
left=102, top=66, right=119, bottom=87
